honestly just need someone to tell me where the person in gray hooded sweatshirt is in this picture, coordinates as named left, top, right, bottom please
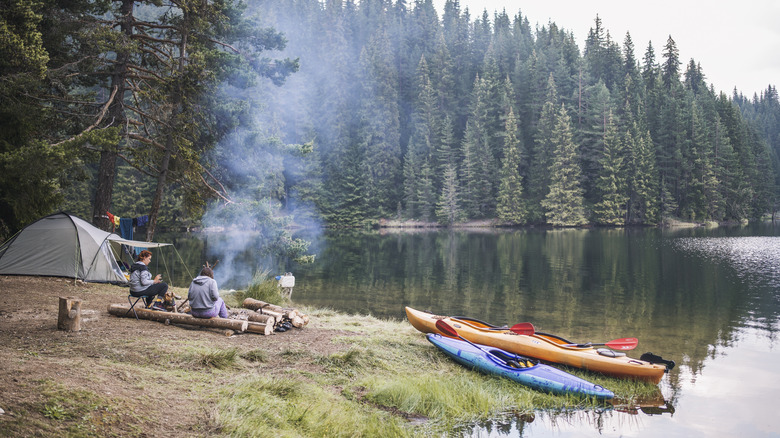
left=188, top=266, right=227, bottom=318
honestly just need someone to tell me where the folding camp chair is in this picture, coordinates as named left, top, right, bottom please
left=125, top=293, right=149, bottom=319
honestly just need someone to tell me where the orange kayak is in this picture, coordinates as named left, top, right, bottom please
left=405, top=307, right=668, bottom=384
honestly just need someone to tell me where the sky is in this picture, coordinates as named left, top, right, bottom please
left=432, top=0, right=780, bottom=98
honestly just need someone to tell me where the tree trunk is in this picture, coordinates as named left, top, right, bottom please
left=146, top=13, right=189, bottom=241
left=91, top=0, right=134, bottom=230
left=145, top=135, right=175, bottom=241
left=58, top=297, right=82, bottom=331
left=108, top=304, right=249, bottom=332
left=93, top=150, right=118, bottom=231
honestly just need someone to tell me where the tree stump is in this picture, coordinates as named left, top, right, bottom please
left=58, top=296, right=82, bottom=331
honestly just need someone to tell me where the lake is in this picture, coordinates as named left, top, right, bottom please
left=156, top=223, right=780, bottom=437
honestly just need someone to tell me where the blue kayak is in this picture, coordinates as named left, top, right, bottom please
left=427, top=333, right=614, bottom=399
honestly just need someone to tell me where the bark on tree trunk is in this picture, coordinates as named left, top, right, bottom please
left=91, top=0, right=134, bottom=230
left=58, top=297, right=82, bottom=331
left=145, top=14, right=189, bottom=241
left=145, top=136, right=174, bottom=241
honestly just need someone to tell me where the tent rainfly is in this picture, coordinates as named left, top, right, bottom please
left=0, top=212, right=170, bottom=283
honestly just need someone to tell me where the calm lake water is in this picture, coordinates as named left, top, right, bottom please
left=156, top=224, right=780, bottom=437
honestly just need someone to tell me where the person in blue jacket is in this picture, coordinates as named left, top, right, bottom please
left=128, top=250, right=168, bottom=309
left=188, top=266, right=227, bottom=318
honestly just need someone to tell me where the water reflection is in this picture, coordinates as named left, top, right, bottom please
left=674, top=236, right=780, bottom=288
left=155, top=223, right=780, bottom=437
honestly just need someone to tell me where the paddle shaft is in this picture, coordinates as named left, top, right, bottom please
left=562, top=338, right=638, bottom=350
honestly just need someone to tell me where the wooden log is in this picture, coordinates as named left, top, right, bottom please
left=58, top=296, right=82, bottom=331
left=242, top=298, right=269, bottom=312
left=108, top=304, right=248, bottom=332
left=247, top=312, right=276, bottom=326
left=259, top=308, right=284, bottom=321
left=242, top=298, right=292, bottom=314
left=289, top=314, right=306, bottom=328
left=242, top=298, right=308, bottom=325
left=244, top=321, right=274, bottom=335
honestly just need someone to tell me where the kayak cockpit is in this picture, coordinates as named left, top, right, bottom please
left=488, top=349, right=537, bottom=368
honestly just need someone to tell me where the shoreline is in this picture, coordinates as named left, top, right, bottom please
left=0, top=276, right=664, bottom=437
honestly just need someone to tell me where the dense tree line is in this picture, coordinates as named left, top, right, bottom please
left=2, top=0, right=779, bottom=243
left=254, top=0, right=779, bottom=226
left=0, top=0, right=311, bottom=259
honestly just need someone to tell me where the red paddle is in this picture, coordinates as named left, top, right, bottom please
left=508, top=322, right=535, bottom=335
left=563, top=338, right=639, bottom=351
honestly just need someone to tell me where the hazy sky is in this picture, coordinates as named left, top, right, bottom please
left=432, top=0, right=780, bottom=97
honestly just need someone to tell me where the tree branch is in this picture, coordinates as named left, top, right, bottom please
left=208, top=38, right=241, bottom=54
left=128, top=133, right=166, bottom=150
left=51, top=85, right=119, bottom=147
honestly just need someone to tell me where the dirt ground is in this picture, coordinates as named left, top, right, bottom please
left=0, top=276, right=351, bottom=437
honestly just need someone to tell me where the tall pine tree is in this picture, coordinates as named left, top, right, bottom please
left=542, top=104, right=587, bottom=226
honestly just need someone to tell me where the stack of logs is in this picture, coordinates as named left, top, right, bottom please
left=107, top=297, right=308, bottom=336
left=235, top=298, right=309, bottom=331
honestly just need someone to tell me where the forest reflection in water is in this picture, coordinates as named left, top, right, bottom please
left=291, top=224, right=780, bottom=437
left=158, top=223, right=780, bottom=436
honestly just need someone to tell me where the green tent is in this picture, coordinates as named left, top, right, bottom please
left=0, top=212, right=170, bottom=283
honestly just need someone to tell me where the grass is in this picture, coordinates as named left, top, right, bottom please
left=2, top=282, right=663, bottom=437
left=4, top=379, right=132, bottom=438
left=233, top=269, right=288, bottom=307
left=183, top=347, right=240, bottom=369
left=206, top=310, right=662, bottom=436
left=217, top=376, right=412, bottom=438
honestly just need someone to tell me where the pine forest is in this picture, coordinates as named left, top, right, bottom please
left=2, top=0, right=780, bottom=243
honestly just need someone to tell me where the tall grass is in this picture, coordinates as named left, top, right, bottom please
left=234, top=269, right=286, bottom=306
left=216, top=376, right=412, bottom=438
left=184, top=347, right=239, bottom=369
left=208, top=310, right=661, bottom=436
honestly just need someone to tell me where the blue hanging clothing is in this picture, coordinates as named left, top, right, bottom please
left=119, top=217, right=134, bottom=240
left=136, top=215, right=149, bottom=227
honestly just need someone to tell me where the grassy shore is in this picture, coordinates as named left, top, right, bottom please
left=0, top=277, right=661, bottom=437
left=217, top=309, right=661, bottom=437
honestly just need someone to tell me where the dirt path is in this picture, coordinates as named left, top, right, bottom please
left=0, top=276, right=349, bottom=437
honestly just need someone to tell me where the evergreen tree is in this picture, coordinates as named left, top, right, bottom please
left=402, top=145, right=419, bottom=218
left=460, top=74, right=497, bottom=218
left=626, top=125, right=660, bottom=225
left=436, top=163, right=462, bottom=224
left=527, top=74, right=558, bottom=223
left=542, top=104, right=587, bottom=226
left=417, top=158, right=436, bottom=221
left=576, top=79, right=615, bottom=204
left=661, top=36, right=681, bottom=90
left=358, top=27, right=402, bottom=218
left=496, top=108, right=526, bottom=223
left=592, top=112, right=628, bottom=224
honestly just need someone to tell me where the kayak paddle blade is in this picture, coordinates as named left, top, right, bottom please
left=509, top=322, right=535, bottom=335
left=435, top=319, right=459, bottom=338
left=605, top=337, right=638, bottom=350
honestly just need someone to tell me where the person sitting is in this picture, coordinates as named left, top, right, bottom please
left=128, top=250, right=168, bottom=310
left=188, top=266, right=227, bottom=319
